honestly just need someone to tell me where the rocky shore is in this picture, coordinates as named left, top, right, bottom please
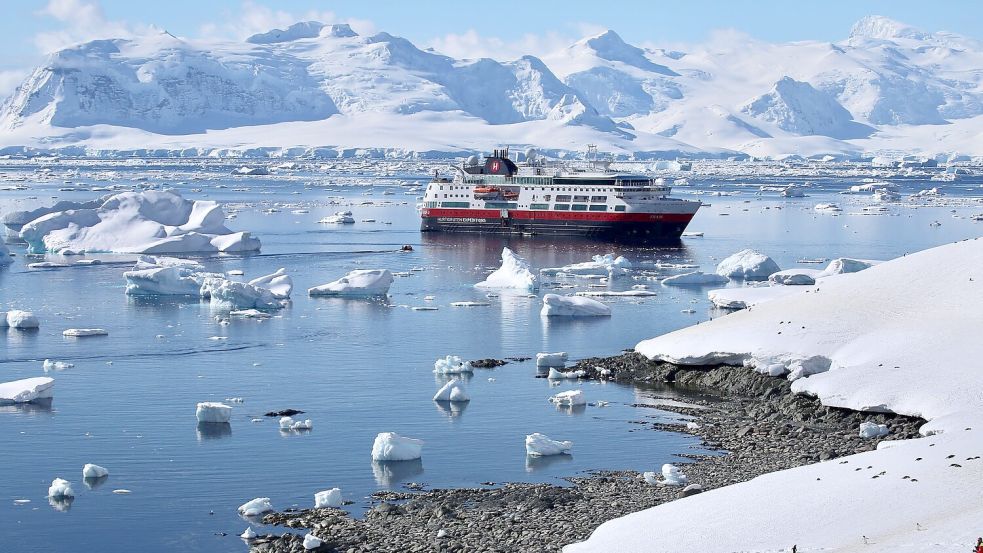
left=246, top=353, right=924, bottom=553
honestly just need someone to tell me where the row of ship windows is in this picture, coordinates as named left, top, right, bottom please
left=434, top=194, right=609, bottom=202
left=426, top=201, right=626, bottom=212
left=441, top=185, right=638, bottom=194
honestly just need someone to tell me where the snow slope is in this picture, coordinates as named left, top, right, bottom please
left=566, top=237, right=983, bottom=553
left=3, top=16, right=983, bottom=157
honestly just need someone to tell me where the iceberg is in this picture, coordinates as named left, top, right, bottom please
left=768, top=269, right=820, bottom=285
left=371, top=432, right=424, bottom=461
left=6, top=310, right=39, bottom=329
left=238, top=497, right=273, bottom=517
left=536, top=352, right=568, bottom=367
left=319, top=211, right=355, bottom=224
left=248, top=268, right=293, bottom=299
left=818, top=257, right=879, bottom=277
left=200, top=277, right=280, bottom=310
left=1, top=195, right=112, bottom=232
left=82, top=464, right=109, bottom=478
left=541, top=294, right=612, bottom=317
left=279, top=416, right=313, bottom=431
left=124, top=266, right=219, bottom=296
left=18, top=191, right=260, bottom=254
left=195, top=402, right=232, bottom=423
left=433, top=380, right=470, bottom=402
left=549, top=389, right=586, bottom=406
left=541, top=253, right=631, bottom=278
left=715, top=249, right=780, bottom=280
left=547, top=368, right=585, bottom=380
left=308, top=269, right=393, bottom=297
left=43, top=359, right=73, bottom=371
left=62, top=328, right=109, bottom=337
left=0, top=377, right=54, bottom=403
left=525, top=433, right=573, bottom=457
left=314, top=488, right=342, bottom=509
left=475, top=247, right=538, bottom=292
left=433, top=355, right=473, bottom=374
left=48, top=478, right=75, bottom=499
left=859, top=421, right=889, bottom=439
left=660, top=271, right=729, bottom=286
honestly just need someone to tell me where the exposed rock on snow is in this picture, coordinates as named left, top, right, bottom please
left=308, top=269, right=393, bottom=297
left=525, top=433, right=573, bottom=457
left=371, top=432, right=424, bottom=461
left=715, top=249, right=780, bottom=280
left=238, top=497, right=273, bottom=517
left=82, top=464, right=109, bottom=478
left=433, top=355, right=473, bottom=374
left=541, top=294, right=612, bottom=317
left=433, top=380, right=470, bottom=402
left=18, top=191, right=260, bottom=254
left=475, top=247, right=538, bottom=292
left=314, top=488, right=342, bottom=509
left=0, top=377, right=54, bottom=403
left=549, top=389, right=586, bottom=406
left=195, top=402, right=232, bottom=423
left=536, top=352, right=568, bottom=367
left=660, top=271, right=729, bottom=286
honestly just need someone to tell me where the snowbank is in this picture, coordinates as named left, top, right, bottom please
left=0, top=377, right=54, bottom=403
left=818, top=257, right=879, bottom=277
left=525, top=433, right=573, bottom=456
left=549, top=389, right=586, bottom=406
left=541, top=254, right=631, bottom=278
left=195, top=402, right=232, bottom=423
left=536, top=352, right=568, bottom=367
left=475, top=247, right=538, bottom=292
left=314, top=488, right=342, bottom=509
left=570, top=239, right=983, bottom=553
left=371, top=432, right=424, bottom=461
left=715, top=249, right=780, bottom=280
left=433, top=380, right=470, bottom=402
left=82, top=464, right=109, bottom=478
left=308, top=269, right=393, bottom=297
left=433, top=355, right=473, bottom=374
left=18, top=191, right=260, bottom=254
left=660, top=271, right=728, bottom=286
left=238, top=497, right=273, bottom=516
left=541, top=294, right=612, bottom=317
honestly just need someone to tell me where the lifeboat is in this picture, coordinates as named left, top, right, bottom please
left=502, top=190, right=519, bottom=200
left=473, top=186, right=500, bottom=199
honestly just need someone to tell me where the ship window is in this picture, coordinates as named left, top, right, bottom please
left=589, top=204, right=607, bottom=212
left=530, top=203, right=549, bottom=210
left=571, top=204, right=588, bottom=211
left=556, top=195, right=572, bottom=202
left=553, top=204, right=570, bottom=211
left=591, top=196, right=607, bottom=202
left=573, top=195, right=589, bottom=202
left=615, top=205, right=626, bottom=212
left=544, top=195, right=551, bottom=201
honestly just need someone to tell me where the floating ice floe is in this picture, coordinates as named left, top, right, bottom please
left=19, top=191, right=260, bottom=254
left=715, top=249, right=780, bottom=280
left=43, top=359, right=73, bottom=371
left=302, top=534, right=323, bottom=550
left=229, top=309, right=272, bottom=319
left=549, top=389, right=586, bottom=406
left=433, top=355, right=473, bottom=374
left=196, top=402, right=232, bottom=423
left=82, top=464, right=109, bottom=478
left=279, top=416, right=313, bottom=431
left=449, top=301, right=490, bottom=307
left=238, top=497, right=273, bottom=516
left=768, top=269, right=820, bottom=286
left=314, top=488, right=342, bottom=509
left=63, top=328, right=108, bottom=337
left=247, top=268, right=293, bottom=299
left=231, top=166, right=270, bottom=176
left=0, top=377, right=54, bottom=403
left=308, top=269, right=393, bottom=297
left=48, top=478, right=74, bottom=498
left=525, top=433, right=572, bottom=456
left=576, top=289, right=657, bottom=297
left=371, top=432, right=424, bottom=461
left=536, top=352, right=568, bottom=368
left=4, top=310, right=39, bottom=329
left=201, top=277, right=280, bottom=310
left=813, top=202, right=842, bottom=212
left=541, top=253, right=631, bottom=278
left=541, top=294, right=611, bottom=317
left=859, top=421, right=889, bottom=439
left=660, top=271, right=729, bottom=286
left=475, top=247, right=538, bottom=292
left=547, top=368, right=584, bottom=380
left=319, top=211, right=355, bottom=224
left=240, top=527, right=257, bottom=539
left=433, top=380, right=470, bottom=402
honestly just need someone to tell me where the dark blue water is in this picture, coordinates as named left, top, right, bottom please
left=1, top=161, right=981, bottom=552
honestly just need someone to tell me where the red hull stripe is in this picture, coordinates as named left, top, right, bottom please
left=421, top=208, right=694, bottom=224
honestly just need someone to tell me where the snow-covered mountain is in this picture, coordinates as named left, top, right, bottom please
left=3, top=16, right=983, bottom=159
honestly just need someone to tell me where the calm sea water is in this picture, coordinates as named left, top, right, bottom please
left=1, top=161, right=981, bottom=552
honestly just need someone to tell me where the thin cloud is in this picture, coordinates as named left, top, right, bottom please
left=197, top=1, right=376, bottom=41
left=34, top=0, right=144, bottom=53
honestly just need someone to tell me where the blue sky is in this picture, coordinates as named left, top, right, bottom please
left=2, top=0, right=981, bottom=94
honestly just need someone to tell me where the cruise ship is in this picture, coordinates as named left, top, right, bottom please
left=420, top=148, right=701, bottom=242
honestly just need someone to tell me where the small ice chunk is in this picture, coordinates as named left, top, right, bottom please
left=238, top=497, right=273, bottom=516
left=660, top=464, right=688, bottom=486
left=547, top=368, right=584, bottom=380
left=433, top=380, right=470, bottom=402
left=319, top=211, right=355, bottom=224
left=549, top=389, right=586, bottom=406
left=63, top=328, right=108, bottom=337
left=82, top=464, right=109, bottom=478
left=643, top=471, right=660, bottom=485
left=371, top=432, right=424, bottom=461
left=229, top=309, right=272, bottom=319
left=768, top=269, right=819, bottom=286
left=859, top=421, right=889, bottom=438
left=433, top=355, right=473, bottom=374
left=525, top=433, right=573, bottom=456
left=314, top=488, right=342, bottom=508
left=540, top=254, right=631, bottom=278
left=112, top=489, right=131, bottom=494
left=541, top=294, right=611, bottom=317
left=308, top=269, right=393, bottom=297
left=536, top=352, right=568, bottom=367
left=279, top=416, right=313, bottom=431
left=450, top=301, right=490, bottom=307
left=6, top=310, right=39, bottom=329
left=227, top=270, right=245, bottom=276
left=685, top=421, right=701, bottom=430
left=0, top=377, right=54, bottom=403
left=48, top=478, right=74, bottom=498
left=240, top=527, right=257, bottom=539
left=43, top=359, right=74, bottom=371
left=302, top=533, right=323, bottom=550
left=475, top=247, right=539, bottom=291
left=196, top=402, right=232, bottom=423
left=661, top=271, right=729, bottom=286
left=715, top=249, right=780, bottom=280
